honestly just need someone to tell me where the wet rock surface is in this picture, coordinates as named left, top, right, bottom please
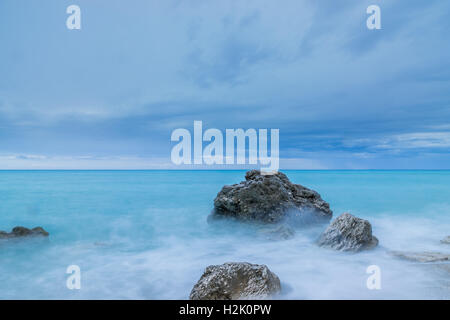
left=389, top=251, right=450, bottom=263
left=190, top=262, right=281, bottom=300
left=317, top=213, right=379, bottom=252
left=211, top=170, right=332, bottom=224
left=0, top=226, right=49, bottom=239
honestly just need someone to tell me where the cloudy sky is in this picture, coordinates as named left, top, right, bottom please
left=0, top=0, right=449, bottom=169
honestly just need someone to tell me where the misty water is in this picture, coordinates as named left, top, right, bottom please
left=0, top=170, right=449, bottom=299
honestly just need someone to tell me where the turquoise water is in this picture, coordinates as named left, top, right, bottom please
left=0, top=170, right=449, bottom=299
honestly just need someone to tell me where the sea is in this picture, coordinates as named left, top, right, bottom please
left=0, top=170, right=449, bottom=299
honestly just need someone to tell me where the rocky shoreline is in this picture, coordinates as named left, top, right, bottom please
left=193, top=170, right=386, bottom=299
left=191, top=170, right=448, bottom=299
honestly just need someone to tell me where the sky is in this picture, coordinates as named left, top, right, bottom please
left=0, top=0, right=449, bottom=169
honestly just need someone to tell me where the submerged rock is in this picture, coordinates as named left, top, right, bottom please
left=211, top=170, right=332, bottom=224
left=259, top=224, right=296, bottom=241
left=0, top=226, right=49, bottom=239
left=190, top=262, right=281, bottom=300
left=441, top=236, right=450, bottom=244
left=389, top=251, right=450, bottom=263
left=317, top=213, right=378, bottom=252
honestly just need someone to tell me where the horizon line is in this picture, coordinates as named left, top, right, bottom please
left=0, top=169, right=449, bottom=171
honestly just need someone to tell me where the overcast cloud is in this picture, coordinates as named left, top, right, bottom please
left=0, top=0, right=449, bottom=169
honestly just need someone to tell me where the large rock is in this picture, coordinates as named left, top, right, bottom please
left=211, top=170, right=332, bottom=224
left=190, top=262, right=281, bottom=300
left=389, top=251, right=450, bottom=263
left=0, top=226, right=49, bottom=239
left=317, top=213, right=378, bottom=252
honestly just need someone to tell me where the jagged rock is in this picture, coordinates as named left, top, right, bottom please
left=441, top=236, right=450, bottom=244
left=259, top=224, right=295, bottom=240
left=190, top=262, right=281, bottom=300
left=211, top=170, right=332, bottom=224
left=389, top=251, right=450, bottom=263
left=317, top=213, right=378, bottom=252
left=0, top=226, right=49, bottom=239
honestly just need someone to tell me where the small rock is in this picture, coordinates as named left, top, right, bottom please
left=190, top=262, right=281, bottom=300
left=441, top=236, right=450, bottom=244
left=0, top=226, right=49, bottom=239
left=211, top=170, right=332, bottom=224
left=317, top=213, right=378, bottom=252
left=389, top=251, right=450, bottom=263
